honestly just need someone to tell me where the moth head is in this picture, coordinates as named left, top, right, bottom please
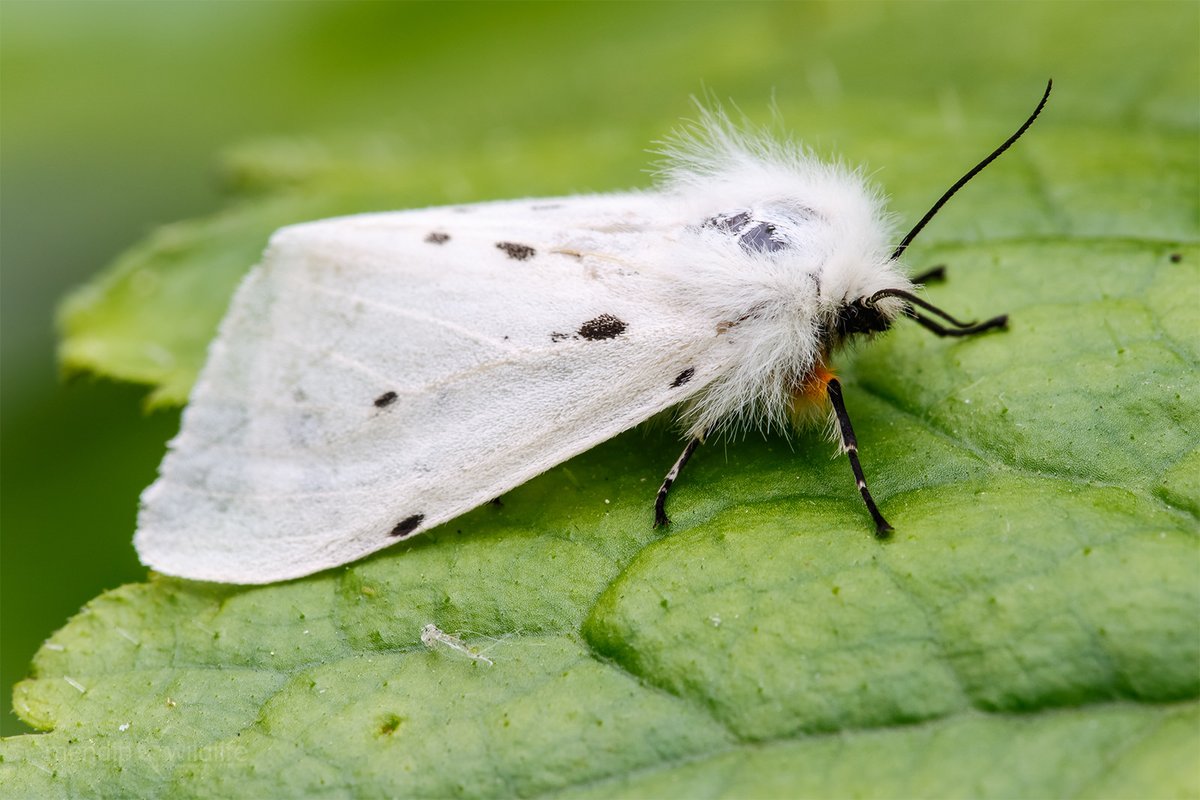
left=824, top=286, right=919, bottom=354
left=833, top=296, right=895, bottom=338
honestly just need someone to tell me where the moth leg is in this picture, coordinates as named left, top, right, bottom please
left=654, top=437, right=703, bottom=528
left=910, top=265, right=946, bottom=284
left=826, top=378, right=893, bottom=537
left=872, top=287, right=1008, bottom=338
left=907, top=308, right=1008, bottom=337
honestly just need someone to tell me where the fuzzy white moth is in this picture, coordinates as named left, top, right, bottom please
left=136, top=83, right=1051, bottom=584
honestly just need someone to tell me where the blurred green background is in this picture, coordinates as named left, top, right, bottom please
left=2, top=0, right=1195, bottom=739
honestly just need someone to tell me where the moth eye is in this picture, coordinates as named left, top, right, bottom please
left=835, top=300, right=890, bottom=337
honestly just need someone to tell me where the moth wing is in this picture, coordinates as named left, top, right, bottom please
left=135, top=197, right=723, bottom=583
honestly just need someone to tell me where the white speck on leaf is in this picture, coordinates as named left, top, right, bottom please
left=421, top=623, right=494, bottom=666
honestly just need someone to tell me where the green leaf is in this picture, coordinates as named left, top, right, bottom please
left=7, top=2, right=1199, bottom=798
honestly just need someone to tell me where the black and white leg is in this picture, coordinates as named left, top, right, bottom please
left=654, top=436, right=703, bottom=527
left=826, top=378, right=893, bottom=537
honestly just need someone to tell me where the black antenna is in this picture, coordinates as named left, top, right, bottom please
left=891, top=80, right=1052, bottom=261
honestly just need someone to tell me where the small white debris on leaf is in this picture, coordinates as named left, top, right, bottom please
left=420, top=623, right=494, bottom=666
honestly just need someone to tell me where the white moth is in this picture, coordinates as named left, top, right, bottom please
left=136, top=83, right=1051, bottom=584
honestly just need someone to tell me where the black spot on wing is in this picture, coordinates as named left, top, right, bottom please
left=578, top=314, right=627, bottom=340
left=671, top=367, right=695, bottom=388
left=739, top=221, right=787, bottom=253
left=497, top=241, right=536, bottom=260
left=374, top=391, right=399, bottom=408
left=550, top=332, right=571, bottom=343
left=389, top=514, right=425, bottom=538
left=1169, top=252, right=1183, bottom=263
left=425, top=232, right=450, bottom=244
left=702, top=209, right=796, bottom=253
left=703, top=211, right=751, bottom=233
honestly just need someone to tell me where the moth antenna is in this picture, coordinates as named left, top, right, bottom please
left=890, top=79, right=1052, bottom=261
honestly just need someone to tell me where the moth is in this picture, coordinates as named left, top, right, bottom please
left=136, top=82, right=1051, bottom=583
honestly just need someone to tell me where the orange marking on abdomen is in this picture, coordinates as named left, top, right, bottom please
left=789, top=364, right=837, bottom=421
